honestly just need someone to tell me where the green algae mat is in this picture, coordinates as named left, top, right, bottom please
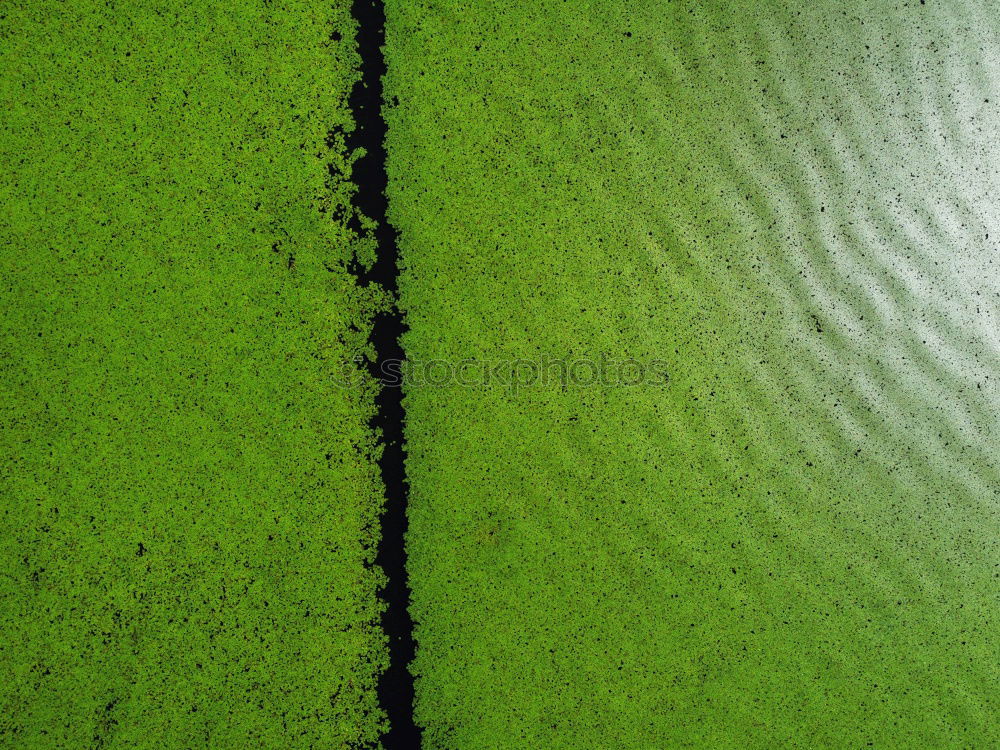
left=1, top=1, right=389, bottom=746
left=3, top=0, right=1000, bottom=747
left=386, top=0, right=1000, bottom=747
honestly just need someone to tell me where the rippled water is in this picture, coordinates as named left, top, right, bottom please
left=388, top=1, right=1000, bottom=745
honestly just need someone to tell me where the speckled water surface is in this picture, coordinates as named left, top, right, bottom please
left=1, top=2, right=389, bottom=746
left=386, top=1, right=1000, bottom=746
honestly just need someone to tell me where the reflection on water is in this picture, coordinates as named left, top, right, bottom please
left=391, top=1, right=1000, bottom=745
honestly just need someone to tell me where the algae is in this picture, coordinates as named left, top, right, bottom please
left=386, top=1, right=1000, bottom=746
left=0, top=1, right=388, bottom=746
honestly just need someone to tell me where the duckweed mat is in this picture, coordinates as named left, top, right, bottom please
left=4, top=0, right=1000, bottom=747
left=386, top=1, right=1000, bottom=747
left=1, top=1, right=389, bottom=746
